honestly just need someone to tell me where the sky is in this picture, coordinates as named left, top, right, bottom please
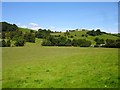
left=2, top=2, right=118, bottom=33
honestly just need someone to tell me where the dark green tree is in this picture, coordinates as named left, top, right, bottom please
left=105, top=39, right=115, bottom=48
left=24, top=32, right=35, bottom=43
left=65, top=39, right=72, bottom=46
left=2, top=32, right=5, bottom=39
left=14, top=38, right=25, bottom=46
left=82, top=34, right=84, bottom=37
left=2, top=40, right=6, bottom=47
left=41, top=39, right=51, bottom=46
left=6, top=40, right=11, bottom=47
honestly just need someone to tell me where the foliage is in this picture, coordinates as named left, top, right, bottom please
left=42, top=36, right=91, bottom=47
left=82, top=34, right=84, bottom=37
left=64, top=30, right=70, bottom=36
left=87, top=29, right=104, bottom=36
left=104, top=39, right=120, bottom=48
left=1, top=22, right=18, bottom=32
left=71, top=39, right=91, bottom=47
left=2, top=32, right=6, bottom=39
left=1, top=22, right=119, bottom=48
left=1, top=39, right=11, bottom=47
left=94, top=37, right=105, bottom=45
left=14, top=37, right=25, bottom=46
left=41, top=39, right=51, bottom=46
left=6, top=40, right=11, bottom=47
left=35, top=29, right=51, bottom=39
left=2, top=40, right=6, bottom=47
left=24, top=32, right=35, bottom=43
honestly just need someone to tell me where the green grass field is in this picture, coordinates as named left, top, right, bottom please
left=2, top=47, right=118, bottom=88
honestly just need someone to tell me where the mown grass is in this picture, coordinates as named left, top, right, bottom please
left=25, top=38, right=42, bottom=47
left=2, top=47, right=118, bottom=88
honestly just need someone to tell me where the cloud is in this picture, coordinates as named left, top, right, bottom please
left=18, top=22, right=41, bottom=30
left=20, top=25, right=27, bottom=28
left=29, top=23, right=39, bottom=27
left=50, top=26, right=55, bottom=29
left=28, top=23, right=41, bottom=30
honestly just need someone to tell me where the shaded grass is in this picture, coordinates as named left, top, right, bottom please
left=25, top=38, right=42, bottom=47
left=2, top=47, right=118, bottom=88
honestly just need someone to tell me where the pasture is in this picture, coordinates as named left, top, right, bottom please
left=2, top=47, right=118, bottom=88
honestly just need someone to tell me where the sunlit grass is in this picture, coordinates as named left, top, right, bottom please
left=2, top=47, right=118, bottom=88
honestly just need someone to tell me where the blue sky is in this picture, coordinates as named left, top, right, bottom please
left=2, top=2, right=118, bottom=33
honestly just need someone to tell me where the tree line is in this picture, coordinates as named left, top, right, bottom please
left=41, top=35, right=91, bottom=47
left=87, top=29, right=106, bottom=36
left=93, top=37, right=120, bottom=48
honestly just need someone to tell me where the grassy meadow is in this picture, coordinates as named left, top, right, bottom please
left=2, top=47, right=118, bottom=88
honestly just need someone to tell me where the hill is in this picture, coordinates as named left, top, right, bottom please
left=51, top=30, right=118, bottom=45
left=0, top=22, right=119, bottom=47
left=9, top=28, right=120, bottom=47
left=18, top=27, right=36, bottom=33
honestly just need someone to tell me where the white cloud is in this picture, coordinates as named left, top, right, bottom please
left=18, top=22, right=41, bottom=30
left=28, top=23, right=41, bottom=30
left=50, top=26, right=55, bottom=29
left=29, top=23, right=39, bottom=27
left=29, top=26, right=41, bottom=30
left=20, top=25, right=27, bottom=28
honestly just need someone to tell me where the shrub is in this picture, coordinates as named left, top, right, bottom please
left=14, top=38, right=25, bottom=46
left=2, top=40, right=6, bottom=47
left=6, top=40, right=11, bottom=47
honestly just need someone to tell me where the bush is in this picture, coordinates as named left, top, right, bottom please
left=14, top=38, right=25, bottom=46
left=75, top=34, right=77, bottom=36
left=6, top=40, right=11, bottom=47
left=35, top=29, right=51, bottom=39
left=41, top=39, right=51, bottom=46
left=2, top=40, right=6, bottom=47
left=87, top=29, right=103, bottom=36
left=77, top=39, right=91, bottom=47
left=70, top=35, right=74, bottom=38
left=41, top=35, right=92, bottom=47
left=103, top=39, right=120, bottom=48
left=82, top=34, right=84, bottom=37
left=94, top=37, right=105, bottom=45
left=85, top=34, right=88, bottom=37
left=24, top=32, right=35, bottom=43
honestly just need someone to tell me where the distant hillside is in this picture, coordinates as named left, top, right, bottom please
left=18, top=27, right=36, bottom=33
left=1, top=22, right=120, bottom=48
left=51, top=30, right=119, bottom=45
